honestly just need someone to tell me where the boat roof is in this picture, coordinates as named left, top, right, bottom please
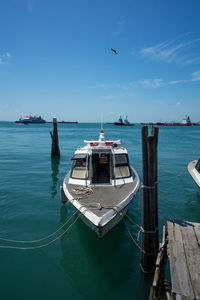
left=74, top=129, right=127, bottom=155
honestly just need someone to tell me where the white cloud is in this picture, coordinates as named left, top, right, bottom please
left=0, top=51, right=11, bottom=65
left=0, top=58, right=5, bottom=65
left=191, top=71, right=200, bottom=81
left=169, top=70, right=200, bottom=85
left=138, top=70, right=200, bottom=88
left=6, top=52, right=11, bottom=58
left=140, top=36, right=200, bottom=65
left=168, top=79, right=188, bottom=85
left=90, top=70, right=200, bottom=94
left=138, top=78, right=165, bottom=88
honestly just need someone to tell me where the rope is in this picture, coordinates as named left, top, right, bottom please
left=125, top=213, right=141, bottom=229
left=0, top=210, right=77, bottom=244
left=71, top=186, right=93, bottom=196
left=0, top=213, right=80, bottom=250
left=141, top=182, right=157, bottom=190
left=78, top=202, right=119, bottom=214
left=138, top=183, right=142, bottom=209
left=158, top=166, right=187, bottom=177
left=124, top=220, right=162, bottom=256
left=141, top=227, right=159, bottom=234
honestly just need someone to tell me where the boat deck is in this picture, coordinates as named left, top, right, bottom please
left=64, top=173, right=139, bottom=218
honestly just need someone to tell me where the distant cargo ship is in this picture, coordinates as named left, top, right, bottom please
left=15, top=116, right=46, bottom=124
left=142, top=115, right=192, bottom=126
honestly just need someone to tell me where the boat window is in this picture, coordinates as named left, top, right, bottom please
left=71, top=154, right=87, bottom=160
left=114, top=154, right=131, bottom=178
left=195, top=159, right=200, bottom=173
left=115, top=166, right=130, bottom=178
left=71, top=159, right=88, bottom=179
left=115, top=154, right=128, bottom=165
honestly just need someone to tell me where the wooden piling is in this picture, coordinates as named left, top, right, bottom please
left=50, top=117, right=61, bottom=157
left=141, top=126, right=159, bottom=273
left=152, top=126, right=159, bottom=250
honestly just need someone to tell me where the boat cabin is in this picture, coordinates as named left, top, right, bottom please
left=69, top=130, right=134, bottom=186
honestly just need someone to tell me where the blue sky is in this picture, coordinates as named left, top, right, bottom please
left=0, top=0, right=200, bottom=122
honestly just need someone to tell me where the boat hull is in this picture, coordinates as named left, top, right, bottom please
left=114, top=122, right=134, bottom=126
left=15, top=120, right=46, bottom=124
left=79, top=204, right=128, bottom=238
left=188, top=160, right=200, bottom=188
left=61, top=167, right=140, bottom=238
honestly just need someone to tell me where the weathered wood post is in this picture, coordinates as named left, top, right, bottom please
left=141, top=125, right=159, bottom=273
left=50, top=117, right=61, bottom=157
left=152, top=126, right=159, bottom=251
left=141, top=125, right=149, bottom=271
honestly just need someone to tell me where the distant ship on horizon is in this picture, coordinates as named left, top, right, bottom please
left=15, top=115, right=46, bottom=124
left=114, top=115, right=134, bottom=126
left=142, top=115, right=192, bottom=126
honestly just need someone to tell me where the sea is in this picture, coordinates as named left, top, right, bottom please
left=0, top=121, right=200, bottom=300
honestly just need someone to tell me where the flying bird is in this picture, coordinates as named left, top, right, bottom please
left=111, top=48, right=118, bottom=54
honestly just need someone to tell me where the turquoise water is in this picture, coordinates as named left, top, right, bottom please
left=0, top=122, right=200, bottom=300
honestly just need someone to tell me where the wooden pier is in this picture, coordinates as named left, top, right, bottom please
left=150, top=220, right=200, bottom=299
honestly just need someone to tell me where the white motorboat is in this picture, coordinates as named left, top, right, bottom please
left=188, top=159, right=200, bottom=188
left=61, top=129, right=140, bottom=238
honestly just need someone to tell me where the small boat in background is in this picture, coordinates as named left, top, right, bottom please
left=61, top=129, right=140, bottom=238
left=188, top=159, right=200, bottom=188
left=114, top=116, right=134, bottom=126
left=15, top=116, right=46, bottom=124
left=57, top=121, right=78, bottom=124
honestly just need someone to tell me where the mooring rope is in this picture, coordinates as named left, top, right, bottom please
left=158, top=165, right=187, bottom=177
left=124, top=220, right=162, bottom=256
left=0, top=213, right=80, bottom=250
left=0, top=210, right=77, bottom=244
left=125, top=213, right=141, bottom=229
left=138, top=183, right=142, bottom=209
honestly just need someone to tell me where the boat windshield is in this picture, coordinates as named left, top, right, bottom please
left=114, top=154, right=131, bottom=178
left=71, top=159, right=88, bottom=179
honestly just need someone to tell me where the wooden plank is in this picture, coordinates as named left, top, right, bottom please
left=167, top=220, right=174, bottom=239
left=174, top=295, right=192, bottom=300
left=151, top=226, right=168, bottom=299
left=168, top=239, right=194, bottom=298
left=192, top=222, right=200, bottom=245
left=167, top=221, right=195, bottom=298
left=152, top=244, right=162, bottom=287
left=180, top=224, right=200, bottom=299
left=174, top=222, right=183, bottom=242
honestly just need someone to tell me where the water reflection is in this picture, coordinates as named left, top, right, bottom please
left=59, top=205, right=138, bottom=300
left=186, top=190, right=200, bottom=220
left=51, top=157, right=60, bottom=199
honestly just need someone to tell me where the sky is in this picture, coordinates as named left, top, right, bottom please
left=0, top=0, right=200, bottom=122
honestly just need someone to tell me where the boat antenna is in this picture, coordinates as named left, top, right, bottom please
left=101, top=116, right=103, bottom=130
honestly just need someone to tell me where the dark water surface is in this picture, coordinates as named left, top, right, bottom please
left=0, top=122, right=199, bottom=299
